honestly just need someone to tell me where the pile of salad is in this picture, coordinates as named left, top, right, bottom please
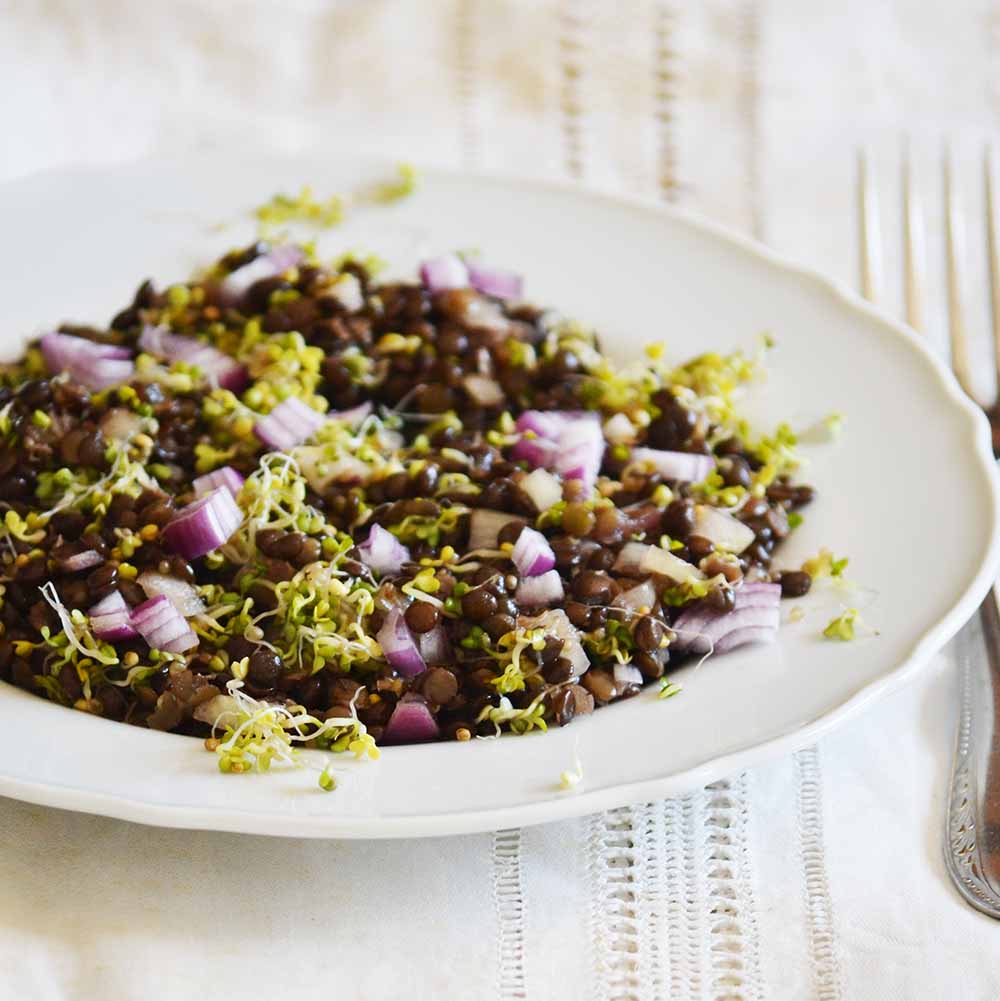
left=0, top=239, right=817, bottom=773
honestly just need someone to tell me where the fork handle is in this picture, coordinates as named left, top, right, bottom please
left=945, top=585, right=1000, bottom=917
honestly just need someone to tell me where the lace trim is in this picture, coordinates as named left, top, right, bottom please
left=492, top=829, right=528, bottom=1000
left=558, top=0, right=587, bottom=180
left=796, top=747, right=842, bottom=1001
left=660, top=794, right=704, bottom=1000
left=653, top=2, right=680, bottom=201
left=586, top=782, right=763, bottom=1001
left=587, top=807, right=644, bottom=1001
left=704, top=777, right=763, bottom=1001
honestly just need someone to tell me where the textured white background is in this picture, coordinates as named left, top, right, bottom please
left=2, top=1, right=1000, bottom=998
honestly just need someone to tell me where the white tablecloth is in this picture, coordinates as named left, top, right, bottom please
left=3, top=1, right=999, bottom=998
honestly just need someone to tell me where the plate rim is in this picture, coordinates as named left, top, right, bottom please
left=1, top=153, right=998, bottom=838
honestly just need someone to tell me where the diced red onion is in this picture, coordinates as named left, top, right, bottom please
left=138, top=325, right=247, bottom=392
left=518, top=468, right=563, bottom=513
left=510, top=435, right=561, bottom=469
left=671, top=583, right=780, bottom=656
left=613, top=663, right=644, bottom=688
left=468, top=509, right=521, bottom=551
left=130, top=594, right=199, bottom=653
left=555, top=424, right=604, bottom=486
left=89, top=590, right=130, bottom=617
left=692, top=504, right=756, bottom=555
left=513, top=410, right=604, bottom=490
left=420, top=254, right=469, bottom=292
left=713, top=625, right=778, bottom=654
left=41, top=331, right=131, bottom=367
left=515, top=569, right=564, bottom=608
left=88, top=590, right=137, bottom=641
left=41, top=332, right=135, bottom=391
left=253, top=397, right=326, bottom=452
left=631, top=447, right=715, bottom=483
left=60, top=549, right=103, bottom=573
left=357, top=524, right=411, bottom=577
left=514, top=409, right=580, bottom=440
left=462, top=374, right=505, bottom=407
left=377, top=607, right=426, bottom=678
left=381, top=695, right=441, bottom=744
left=136, top=324, right=175, bottom=357
left=193, top=466, right=245, bottom=499
left=614, top=579, right=658, bottom=614
left=219, top=244, right=305, bottom=303
left=137, top=570, right=206, bottom=616
left=603, top=413, right=636, bottom=445
left=162, top=487, right=243, bottom=561
left=467, top=262, right=523, bottom=300
left=518, top=608, right=589, bottom=677
left=78, top=358, right=136, bottom=391
left=417, top=625, right=453, bottom=665
left=511, top=526, right=556, bottom=577
left=99, top=407, right=144, bottom=442
left=613, top=542, right=706, bottom=585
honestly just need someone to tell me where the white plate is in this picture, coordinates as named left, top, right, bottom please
left=1, top=155, right=998, bottom=839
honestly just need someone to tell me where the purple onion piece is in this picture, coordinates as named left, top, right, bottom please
left=467, top=262, right=523, bottom=300
left=712, top=625, right=778, bottom=654
left=515, top=569, right=564, bottom=609
left=512, top=410, right=604, bottom=490
left=139, top=325, right=248, bottom=393
left=162, top=487, right=243, bottom=561
left=41, top=332, right=135, bottom=391
left=613, top=663, right=644, bottom=688
left=253, top=397, right=326, bottom=452
left=377, top=607, right=426, bottom=678
left=219, top=244, right=305, bottom=303
left=136, top=570, right=206, bottom=616
left=130, top=594, right=198, bottom=652
left=510, top=435, right=561, bottom=469
left=88, top=590, right=137, bottom=641
left=381, top=697, right=441, bottom=745
left=510, top=527, right=556, bottom=577
left=192, top=466, right=245, bottom=499
left=672, top=587, right=781, bottom=656
left=614, top=579, right=658, bottom=614
left=419, top=254, right=469, bottom=292
left=417, top=625, right=453, bottom=665
left=631, top=447, right=715, bottom=484
left=357, top=524, right=411, bottom=577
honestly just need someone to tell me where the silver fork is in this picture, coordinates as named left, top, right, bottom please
left=859, top=145, right=1000, bottom=919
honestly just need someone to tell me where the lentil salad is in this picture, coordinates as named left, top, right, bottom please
left=0, top=241, right=816, bottom=772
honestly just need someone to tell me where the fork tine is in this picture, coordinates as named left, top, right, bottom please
left=944, top=147, right=977, bottom=399
left=858, top=149, right=883, bottom=302
left=986, top=146, right=1000, bottom=404
left=902, top=140, right=926, bottom=332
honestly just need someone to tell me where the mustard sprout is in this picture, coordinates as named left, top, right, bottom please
left=207, top=679, right=379, bottom=774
